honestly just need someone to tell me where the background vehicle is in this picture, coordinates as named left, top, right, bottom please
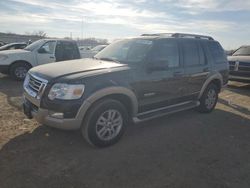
left=79, top=46, right=92, bottom=51
left=0, top=39, right=80, bottom=80
left=0, top=42, right=27, bottom=51
left=80, top=44, right=107, bottom=58
left=228, top=45, right=250, bottom=83
left=23, top=33, right=228, bottom=147
left=0, top=41, right=7, bottom=47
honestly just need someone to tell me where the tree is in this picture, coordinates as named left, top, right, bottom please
left=34, top=30, right=47, bottom=37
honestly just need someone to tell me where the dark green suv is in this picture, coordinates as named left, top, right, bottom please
left=23, top=33, right=229, bottom=147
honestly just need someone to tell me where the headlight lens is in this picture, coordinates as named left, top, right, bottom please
left=0, top=55, right=8, bottom=61
left=48, top=83, right=85, bottom=100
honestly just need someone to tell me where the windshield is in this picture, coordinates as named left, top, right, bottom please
left=24, top=40, right=44, bottom=51
left=95, top=39, right=153, bottom=64
left=92, top=45, right=106, bottom=51
left=233, top=46, right=250, bottom=56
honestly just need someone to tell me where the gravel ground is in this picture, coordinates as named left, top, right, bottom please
left=0, top=74, right=250, bottom=188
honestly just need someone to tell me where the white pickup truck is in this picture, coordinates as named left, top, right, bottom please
left=0, top=39, right=80, bottom=80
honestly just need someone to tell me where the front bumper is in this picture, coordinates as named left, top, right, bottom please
left=229, top=75, right=250, bottom=83
left=23, top=91, right=90, bottom=130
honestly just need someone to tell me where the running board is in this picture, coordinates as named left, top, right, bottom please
left=133, top=101, right=200, bottom=123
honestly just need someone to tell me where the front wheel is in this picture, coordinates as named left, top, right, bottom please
left=81, top=99, right=128, bottom=147
left=197, top=83, right=219, bottom=113
left=10, top=63, right=30, bottom=81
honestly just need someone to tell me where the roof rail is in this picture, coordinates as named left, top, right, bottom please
left=141, top=33, right=214, bottom=40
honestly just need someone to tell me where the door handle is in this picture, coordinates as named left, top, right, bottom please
left=49, top=56, right=55, bottom=59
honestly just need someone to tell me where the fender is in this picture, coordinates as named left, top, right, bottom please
left=198, top=73, right=223, bottom=99
left=76, top=86, right=138, bottom=120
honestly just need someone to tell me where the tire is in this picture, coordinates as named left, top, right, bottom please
left=197, top=83, right=219, bottom=113
left=81, top=99, right=129, bottom=147
left=10, top=62, right=30, bottom=81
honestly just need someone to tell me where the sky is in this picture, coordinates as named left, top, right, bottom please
left=0, top=0, right=250, bottom=49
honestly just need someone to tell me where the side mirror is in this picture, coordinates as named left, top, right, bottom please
left=147, top=59, right=169, bottom=72
left=38, top=48, right=47, bottom=53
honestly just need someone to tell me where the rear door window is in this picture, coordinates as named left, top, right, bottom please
left=55, top=41, right=80, bottom=61
left=150, top=39, right=180, bottom=68
left=207, top=41, right=226, bottom=64
left=182, top=40, right=201, bottom=66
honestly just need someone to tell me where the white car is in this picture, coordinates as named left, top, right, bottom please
left=0, top=39, right=80, bottom=80
left=80, top=45, right=107, bottom=58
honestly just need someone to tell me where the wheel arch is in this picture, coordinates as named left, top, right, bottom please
left=76, top=87, right=138, bottom=121
left=198, top=73, right=223, bottom=99
left=9, top=60, right=32, bottom=73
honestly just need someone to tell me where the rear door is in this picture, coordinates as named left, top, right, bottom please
left=181, top=39, right=210, bottom=98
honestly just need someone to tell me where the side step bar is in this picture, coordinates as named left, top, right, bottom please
left=133, top=101, right=200, bottom=123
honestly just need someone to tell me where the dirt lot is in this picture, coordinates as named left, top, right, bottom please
left=0, top=73, right=250, bottom=188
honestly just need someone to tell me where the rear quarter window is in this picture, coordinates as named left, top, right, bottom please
left=207, top=41, right=226, bottom=64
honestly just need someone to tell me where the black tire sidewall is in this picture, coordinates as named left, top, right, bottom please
left=10, top=63, right=29, bottom=81
left=83, top=99, right=128, bottom=147
left=198, top=84, right=219, bottom=113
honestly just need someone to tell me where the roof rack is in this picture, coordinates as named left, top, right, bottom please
left=141, top=33, right=214, bottom=40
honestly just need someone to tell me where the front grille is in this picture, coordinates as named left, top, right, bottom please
left=229, top=61, right=250, bottom=72
left=24, top=73, right=48, bottom=98
left=229, top=61, right=235, bottom=71
left=239, top=62, right=250, bottom=67
left=28, top=74, right=43, bottom=93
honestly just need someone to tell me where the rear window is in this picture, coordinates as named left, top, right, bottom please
left=207, top=41, right=226, bottom=64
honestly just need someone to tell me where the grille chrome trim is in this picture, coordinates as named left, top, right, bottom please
left=24, top=73, right=48, bottom=99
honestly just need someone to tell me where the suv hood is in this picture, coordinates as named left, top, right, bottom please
left=228, top=55, right=250, bottom=63
left=29, top=58, right=128, bottom=81
left=0, top=49, right=30, bottom=55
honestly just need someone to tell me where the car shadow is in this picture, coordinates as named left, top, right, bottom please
left=227, top=81, right=250, bottom=97
left=218, top=98, right=250, bottom=115
left=0, top=109, right=250, bottom=188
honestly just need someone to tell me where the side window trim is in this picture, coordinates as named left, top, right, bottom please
left=39, top=41, right=57, bottom=54
left=152, top=39, right=181, bottom=69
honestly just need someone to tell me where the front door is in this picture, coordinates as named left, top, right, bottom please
left=36, top=41, right=56, bottom=65
left=132, top=39, right=187, bottom=113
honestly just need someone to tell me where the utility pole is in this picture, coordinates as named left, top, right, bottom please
left=81, top=17, right=84, bottom=46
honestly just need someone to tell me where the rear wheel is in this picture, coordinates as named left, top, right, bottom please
left=197, top=83, right=219, bottom=113
left=81, top=99, right=128, bottom=147
left=10, top=62, right=30, bottom=81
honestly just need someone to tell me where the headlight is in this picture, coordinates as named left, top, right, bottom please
left=0, top=55, right=8, bottom=61
left=48, top=83, right=85, bottom=100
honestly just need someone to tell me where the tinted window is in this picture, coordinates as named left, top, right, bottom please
left=150, top=39, right=180, bottom=68
left=182, top=40, right=200, bottom=66
left=16, top=44, right=26, bottom=49
left=8, top=45, right=16, bottom=50
left=55, top=41, right=80, bottom=61
left=207, top=41, right=225, bottom=63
